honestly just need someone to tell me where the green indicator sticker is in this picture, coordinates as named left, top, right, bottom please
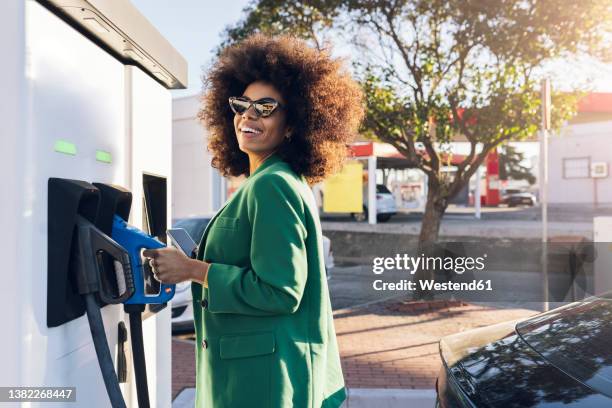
left=96, top=150, right=112, bottom=163
left=54, top=140, right=77, bottom=156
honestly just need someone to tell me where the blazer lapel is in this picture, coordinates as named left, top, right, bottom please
left=197, top=153, right=284, bottom=259
left=197, top=199, right=231, bottom=260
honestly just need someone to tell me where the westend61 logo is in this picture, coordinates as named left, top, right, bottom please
left=371, top=253, right=493, bottom=292
left=372, top=253, right=487, bottom=275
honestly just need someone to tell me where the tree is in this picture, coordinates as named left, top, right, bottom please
left=217, top=0, right=341, bottom=52
left=220, top=0, right=611, bottom=244
left=499, top=144, right=536, bottom=185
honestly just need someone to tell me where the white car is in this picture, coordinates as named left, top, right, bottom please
left=501, top=190, right=537, bottom=207
left=170, top=217, right=335, bottom=333
left=351, top=184, right=397, bottom=222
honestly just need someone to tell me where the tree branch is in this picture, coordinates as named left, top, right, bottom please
left=379, top=8, right=424, bottom=104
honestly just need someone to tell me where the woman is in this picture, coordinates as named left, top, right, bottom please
left=144, top=35, right=363, bottom=407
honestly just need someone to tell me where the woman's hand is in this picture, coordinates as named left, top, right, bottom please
left=142, top=247, right=209, bottom=285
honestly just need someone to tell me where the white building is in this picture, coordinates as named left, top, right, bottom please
left=548, top=93, right=612, bottom=209
left=172, top=94, right=226, bottom=219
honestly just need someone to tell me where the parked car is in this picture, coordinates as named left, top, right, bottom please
left=170, top=216, right=335, bottom=333
left=501, top=189, right=537, bottom=207
left=170, top=216, right=212, bottom=333
left=436, top=293, right=612, bottom=407
left=351, top=184, right=398, bottom=222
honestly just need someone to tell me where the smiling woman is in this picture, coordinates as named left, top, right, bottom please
left=231, top=82, right=290, bottom=174
left=200, top=34, right=364, bottom=184
left=178, top=35, right=365, bottom=408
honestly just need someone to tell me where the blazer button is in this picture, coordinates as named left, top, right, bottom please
left=201, top=299, right=208, bottom=309
left=201, top=339, right=208, bottom=350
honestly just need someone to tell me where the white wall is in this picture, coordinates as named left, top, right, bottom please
left=172, top=94, right=221, bottom=218
left=0, top=0, right=25, bottom=389
left=548, top=120, right=612, bottom=205
left=25, top=4, right=129, bottom=405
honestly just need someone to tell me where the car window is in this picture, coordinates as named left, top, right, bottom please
left=174, top=218, right=211, bottom=243
left=376, top=184, right=392, bottom=194
left=516, top=296, right=612, bottom=397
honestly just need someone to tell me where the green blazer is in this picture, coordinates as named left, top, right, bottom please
left=192, top=154, right=346, bottom=407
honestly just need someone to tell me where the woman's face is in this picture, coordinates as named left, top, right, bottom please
left=233, top=81, right=290, bottom=158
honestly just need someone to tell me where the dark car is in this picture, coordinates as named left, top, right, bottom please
left=172, top=216, right=213, bottom=247
left=501, top=189, right=537, bottom=207
left=437, top=293, right=612, bottom=407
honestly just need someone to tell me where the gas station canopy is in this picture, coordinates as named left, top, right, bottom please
left=348, top=142, right=468, bottom=169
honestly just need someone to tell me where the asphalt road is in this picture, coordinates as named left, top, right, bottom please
left=327, top=263, right=593, bottom=312
left=327, top=264, right=405, bottom=310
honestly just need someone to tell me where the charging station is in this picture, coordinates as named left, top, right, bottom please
left=1, top=1, right=186, bottom=406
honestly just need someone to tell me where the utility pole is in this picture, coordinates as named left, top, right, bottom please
left=540, top=78, right=551, bottom=311
left=474, top=166, right=481, bottom=219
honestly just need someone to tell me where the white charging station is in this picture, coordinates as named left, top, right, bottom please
left=1, top=1, right=186, bottom=406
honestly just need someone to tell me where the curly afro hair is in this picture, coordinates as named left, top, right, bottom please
left=199, top=35, right=364, bottom=184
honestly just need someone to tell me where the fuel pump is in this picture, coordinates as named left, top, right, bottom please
left=48, top=179, right=175, bottom=408
left=48, top=178, right=134, bottom=408
left=96, top=183, right=175, bottom=408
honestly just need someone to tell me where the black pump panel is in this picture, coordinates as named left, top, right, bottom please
left=47, top=179, right=138, bottom=327
left=92, top=183, right=133, bottom=304
left=93, top=183, right=132, bottom=236
left=47, top=178, right=100, bottom=327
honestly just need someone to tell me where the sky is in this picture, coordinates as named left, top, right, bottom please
left=131, top=0, right=251, bottom=98
left=132, top=1, right=612, bottom=99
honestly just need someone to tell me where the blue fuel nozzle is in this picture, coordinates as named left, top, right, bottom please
left=111, top=215, right=175, bottom=304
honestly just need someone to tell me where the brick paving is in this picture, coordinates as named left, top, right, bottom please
left=171, top=299, right=538, bottom=399
left=334, top=299, right=538, bottom=389
left=172, top=338, right=197, bottom=399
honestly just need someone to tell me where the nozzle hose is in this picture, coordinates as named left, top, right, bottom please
left=128, top=308, right=150, bottom=408
left=84, top=294, right=127, bottom=408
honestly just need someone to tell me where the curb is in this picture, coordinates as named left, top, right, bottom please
left=345, top=388, right=436, bottom=408
left=172, top=387, right=437, bottom=408
left=172, top=388, right=195, bottom=408
left=333, top=293, right=407, bottom=313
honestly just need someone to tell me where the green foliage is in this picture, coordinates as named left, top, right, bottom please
left=220, top=0, right=611, bottom=240
left=218, top=0, right=342, bottom=52
left=499, top=144, right=536, bottom=185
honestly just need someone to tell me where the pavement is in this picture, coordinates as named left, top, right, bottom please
left=171, top=297, right=538, bottom=407
left=320, top=205, right=610, bottom=240
left=322, top=216, right=593, bottom=240
left=334, top=298, right=537, bottom=391
left=172, top=339, right=197, bottom=401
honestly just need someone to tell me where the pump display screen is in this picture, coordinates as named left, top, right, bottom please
left=142, top=174, right=167, bottom=244
left=141, top=175, right=167, bottom=296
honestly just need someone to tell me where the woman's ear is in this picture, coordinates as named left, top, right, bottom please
left=285, top=127, right=293, bottom=140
